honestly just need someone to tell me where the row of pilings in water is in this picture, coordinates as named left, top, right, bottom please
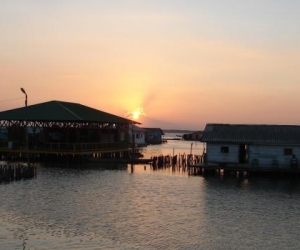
left=0, top=164, right=37, bottom=183
left=149, top=154, right=300, bottom=179
left=151, top=153, right=203, bottom=170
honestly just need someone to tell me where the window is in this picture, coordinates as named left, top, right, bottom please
left=120, top=132, right=125, bottom=141
left=284, top=148, right=293, bottom=155
left=136, top=133, right=143, bottom=139
left=221, top=146, right=229, bottom=153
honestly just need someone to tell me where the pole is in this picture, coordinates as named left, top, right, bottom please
left=21, top=88, right=29, bottom=166
left=190, top=143, right=193, bottom=155
left=21, top=87, right=27, bottom=107
left=132, top=125, right=135, bottom=159
left=130, top=124, right=135, bottom=172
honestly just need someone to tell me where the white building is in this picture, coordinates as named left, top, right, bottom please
left=129, top=125, right=146, bottom=147
left=201, top=123, right=300, bottom=169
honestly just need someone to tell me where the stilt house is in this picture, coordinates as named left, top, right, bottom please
left=143, top=128, right=165, bottom=144
left=200, top=123, right=300, bottom=169
left=129, top=125, right=146, bottom=147
left=0, top=100, right=139, bottom=160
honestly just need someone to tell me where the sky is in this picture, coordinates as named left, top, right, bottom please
left=1, top=0, right=300, bottom=130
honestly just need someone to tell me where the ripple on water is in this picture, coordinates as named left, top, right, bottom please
left=1, top=164, right=300, bottom=249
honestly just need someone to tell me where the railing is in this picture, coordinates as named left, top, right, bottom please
left=42, top=142, right=129, bottom=152
left=0, top=141, right=129, bottom=153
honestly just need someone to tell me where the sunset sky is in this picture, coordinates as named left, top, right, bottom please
left=1, top=1, right=299, bottom=130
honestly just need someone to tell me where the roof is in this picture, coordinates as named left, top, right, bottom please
left=201, top=123, right=300, bottom=145
left=142, top=128, right=165, bottom=135
left=0, top=100, right=140, bottom=124
left=130, top=125, right=146, bottom=132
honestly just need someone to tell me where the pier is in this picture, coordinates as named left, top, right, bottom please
left=150, top=153, right=203, bottom=171
left=188, top=163, right=300, bottom=178
left=149, top=153, right=300, bottom=179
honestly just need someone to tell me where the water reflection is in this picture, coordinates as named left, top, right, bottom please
left=140, top=139, right=204, bottom=159
left=200, top=176, right=300, bottom=250
left=1, top=138, right=300, bottom=249
left=128, top=164, right=192, bottom=177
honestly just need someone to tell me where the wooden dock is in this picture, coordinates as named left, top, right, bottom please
left=147, top=153, right=300, bottom=179
left=188, top=162, right=300, bottom=178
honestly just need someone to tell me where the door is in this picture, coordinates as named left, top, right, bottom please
left=239, top=144, right=248, bottom=164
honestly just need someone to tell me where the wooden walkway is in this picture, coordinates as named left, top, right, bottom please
left=188, top=162, right=300, bottom=177
left=0, top=142, right=130, bottom=155
left=0, top=142, right=135, bottom=163
left=148, top=153, right=300, bottom=178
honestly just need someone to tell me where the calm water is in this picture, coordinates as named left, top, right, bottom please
left=1, top=136, right=300, bottom=250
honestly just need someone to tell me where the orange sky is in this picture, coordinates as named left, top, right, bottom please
left=1, top=1, right=300, bottom=130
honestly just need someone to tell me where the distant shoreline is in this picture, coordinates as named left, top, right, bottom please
left=163, top=129, right=197, bottom=134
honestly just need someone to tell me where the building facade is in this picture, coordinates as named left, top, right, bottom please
left=0, top=100, right=139, bottom=160
left=143, top=128, right=165, bottom=144
left=201, top=123, right=300, bottom=169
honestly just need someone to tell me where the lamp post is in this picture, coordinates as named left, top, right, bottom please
left=20, top=88, right=27, bottom=107
left=20, top=87, right=29, bottom=165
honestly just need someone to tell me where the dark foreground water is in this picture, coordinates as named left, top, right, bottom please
left=1, top=138, right=300, bottom=249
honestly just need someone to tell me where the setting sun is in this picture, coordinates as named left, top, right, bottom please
left=126, top=107, right=146, bottom=120
left=132, top=110, right=140, bottom=120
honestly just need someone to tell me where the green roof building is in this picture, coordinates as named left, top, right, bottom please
left=0, top=100, right=139, bottom=162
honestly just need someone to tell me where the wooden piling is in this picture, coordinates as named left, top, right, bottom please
left=0, top=164, right=36, bottom=183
